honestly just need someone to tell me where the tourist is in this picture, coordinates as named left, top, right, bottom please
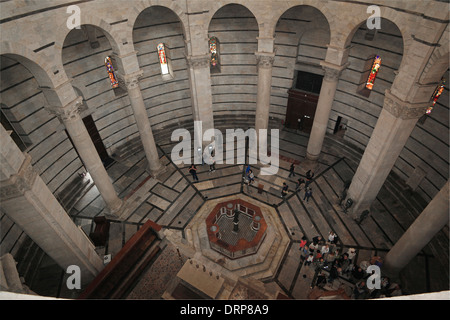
left=312, top=235, right=322, bottom=245
left=346, top=248, right=357, bottom=263
left=281, top=182, right=289, bottom=198
left=321, top=244, right=330, bottom=259
left=289, top=163, right=296, bottom=177
left=306, top=169, right=314, bottom=180
left=309, top=242, right=319, bottom=253
left=208, top=154, right=216, bottom=172
left=189, top=164, right=199, bottom=181
left=247, top=169, right=255, bottom=185
left=305, top=253, right=314, bottom=266
left=353, top=280, right=368, bottom=299
left=328, top=231, right=338, bottom=244
left=296, top=177, right=305, bottom=191
left=303, top=187, right=312, bottom=202
left=299, top=236, right=307, bottom=250
left=350, top=265, right=365, bottom=283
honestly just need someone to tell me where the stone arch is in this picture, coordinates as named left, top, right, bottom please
left=269, top=2, right=333, bottom=44
left=206, top=2, right=260, bottom=32
left=128, top=1, right=189, bottom=49
left=0, top=41, right=58, bottom=89
left=420, top=40, right=449, bottom=85
left=54, top=11, right=125, bottom=65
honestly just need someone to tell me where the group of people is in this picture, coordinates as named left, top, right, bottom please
left=281, top=166, right=315, bottom=202
left=299, top=232, right=403, bottom=299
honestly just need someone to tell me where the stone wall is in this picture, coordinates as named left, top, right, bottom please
left=209, top=4, right=258, bottom=124
left=394, top=69, right=449, bottom=201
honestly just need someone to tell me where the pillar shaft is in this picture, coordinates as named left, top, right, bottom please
left=306, top=62, right=345, bottom=160
left=122, top=70, right=162, bottom=173
left=187, top=54, right=215, bottom=146
left=254, top=52, right=275, bottom=150
left=383, top=181, right=449, bottom=276
left=48, top=98, right=122, bottom=215
left=0, top=124, right=103, bottom=285
left=346, top=90, right=428, bottom=216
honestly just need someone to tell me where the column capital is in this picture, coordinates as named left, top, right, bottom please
left=0, top=153, right=37, bottom=201
left=117, top=69, right=144, bottom=90
left=46, top=96, right=84, bottom=122
left=255, top=51, right=275, bottom=69
left=384, top=90, right=429, bottom=120
left=186, top=53, right=211, bottom=69
left=320, top=61, right=349, bottom=81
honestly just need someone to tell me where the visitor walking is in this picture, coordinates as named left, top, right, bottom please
left=281, top=182, right=289, bottom=198
left=303, top=187, right=312, bottom=202
left=289, top=163, right=296, bottom=177
left=189, top=164, right=199, bottom=181
left=296, top=178, right=305, bottom=191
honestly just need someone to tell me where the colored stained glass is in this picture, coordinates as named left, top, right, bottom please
left=426, top=78, right=446, bottom=115
left=209, top=37, right=219, bottom=67
left=105, top=56, right=119, bottom=88
left=365, top=55, right=381, bottom=90
left=157, top=43, right=169, bottom=75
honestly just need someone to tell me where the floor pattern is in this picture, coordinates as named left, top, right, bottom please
left=22, top=128, right=449, bottom=299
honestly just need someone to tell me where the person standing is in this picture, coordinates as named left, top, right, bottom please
left=296, top=177, right=305, bottom=191
left=281, top=182, right=289, bottom=198
left=247, top=169, right=255, bottom=185
left=208, top=155, right=216, bottom=172
left=189, top=164, right=199, bottom=181
left=289, top=163, right=296, bottom=177
left=303, top=187, right=312, bottom=202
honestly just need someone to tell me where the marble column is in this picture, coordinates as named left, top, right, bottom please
left=254, top=51, right=275, bottom=152
left=48, top=97, right=123, bottom=216
left=306, top=61, right=346, bottom=161
left=346, top=90, right=429, bottom=217
left=0, top=124, right=103, bottom=285
left=383, top=181, right=449, bottom=277
left=120, top=70, right=163, bottom=174
left=186, top=54, right=215, bottom=148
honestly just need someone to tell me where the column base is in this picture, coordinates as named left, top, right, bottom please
left=146, top=161, right=167, bottom=179
left=305, top=151, right=320, bottom=161
left=104, top=198, right=125, bottom=219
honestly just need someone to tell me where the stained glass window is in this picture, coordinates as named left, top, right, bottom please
left=426, top=77, right=446, bottom=115
left=105, top=56, right=119, bottom=88
left=157, top=43, right=170, bottom=75
left=365, top=55, right=381, bottom=90
left=209, top=37, right=221, bottom=73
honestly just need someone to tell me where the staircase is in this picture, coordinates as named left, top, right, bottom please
left=110, top=137, right=145, bottom=164
left=78, top=220, right=163, bottom=299
left=14, top=237, right=45, bottom=290
left=56, top=174, right=94, bottom=213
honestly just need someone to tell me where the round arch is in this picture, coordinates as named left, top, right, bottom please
left=206, top=2, right=260, bottom=36
left=0, top=41, right=58, bottom=89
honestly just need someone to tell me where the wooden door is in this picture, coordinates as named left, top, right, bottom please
left=285, top=89, right=319, bottom=134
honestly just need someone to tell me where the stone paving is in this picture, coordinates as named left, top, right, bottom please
left=26, top=128, right=449, bottom=299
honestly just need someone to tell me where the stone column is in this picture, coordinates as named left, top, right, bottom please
left=254, top=51, right=276, bottom=149
left=346, top=90, right=429, bottom=217
left=48, top=97, right=123, bottom=216
left=0, top=124, right=103, bottom=285
left=120, top=70, right=163, bottom=174
left=383, top=181, right=449, bottom=277
left=306, top=61, right=346, bottom=161
left=186, top=54, right=215, bottom=148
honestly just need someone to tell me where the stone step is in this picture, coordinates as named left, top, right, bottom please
left=15, top=238, right=45, bottom=288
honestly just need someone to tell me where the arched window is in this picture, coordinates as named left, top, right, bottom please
left=358, top=54, right=381, bottom=97
left=157, top=43, right=173, bottom=79
left=209, top=37, right=221, bottom=73
left=365, top=55, right=381, bottom=90
left=105, top=56, right=119, bottom=88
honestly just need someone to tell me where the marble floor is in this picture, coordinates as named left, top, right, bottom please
left=23, top=128, right=449, bottom=299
